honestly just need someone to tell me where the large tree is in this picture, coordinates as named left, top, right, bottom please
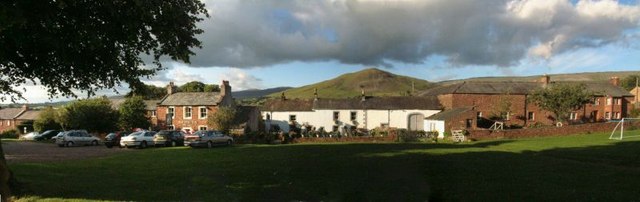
left=208, top=106, right=237, bottom=134
left=33, top=107, right=63, bottom=132
left=180, top=81, right=206, bottom=92
left=621, top=75, right=640, bottom=91
left=0, top=1, right=207, bottom=199
left=528, top=83, right=593, bottom=124
left=60, top=97, right=119, bottom=133
left=118, top=96, right=150, bottom=131
left=126, top=84, right=167, bottom=100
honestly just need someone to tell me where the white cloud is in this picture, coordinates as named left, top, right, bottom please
left=185, top=0, right=640, bottom=68
left=217, top=69, right=264, bottom=90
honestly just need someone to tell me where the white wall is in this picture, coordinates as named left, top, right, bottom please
left=263, top=109, right=440, bottom=133
left=424, top=120, right=445, bottom=138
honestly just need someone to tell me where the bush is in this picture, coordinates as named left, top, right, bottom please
left=397, top=129, right=428, bottom=143
left=1, top=129, right=19, bottom=139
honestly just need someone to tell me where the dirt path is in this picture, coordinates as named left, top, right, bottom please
left=2, top=141, right=134, bottom=164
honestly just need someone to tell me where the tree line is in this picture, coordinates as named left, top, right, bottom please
left=126, top=81, right=221, bottom=100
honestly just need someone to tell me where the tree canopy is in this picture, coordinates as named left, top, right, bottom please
left=208, top=106, right=237, bottom=133
left=118, top=96, right=150, bottom=131
left=126, top=84, right=167, bottom=100
left=59, top=97, right=119, bottom=133
left=33, top=107, right=63, bottom=132
left=621, top=75, right=640, bottom=91
left=0, top=0, right=208, bottom=102
left=528, top=83, right=593, bottom=123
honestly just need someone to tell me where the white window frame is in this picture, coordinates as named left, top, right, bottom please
left=198, top=125, right=208, bottom=131
left=477, top=112, right=483, bottom=118
left=350, top=111, right=357, bottom=121
left=615, top=98, right=621, bottom=105
left=570, top=112, right=577, bottom=120
left=606, top=98, right=612, bottom=105
left=289, top=115, right=297, bottom=122
left=6, top=120, right=10, bottom=126
left=199, top=106, right=207, bottom=119
left=615, top=112, right=621, bottom=119
left=594, top=98, right=600, bottom=105
left=184, top=106, right=192, bottom=119
left=151, top=110, right=157, bottom=117
left=168, top=106, right=175, bottom=119
left=605, top=112, right=611, bottom=120
left=333, top=111, right=339, bottom=121
left=528, top=112, right=535, bottom=121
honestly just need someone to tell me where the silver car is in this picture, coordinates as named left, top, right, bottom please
left=184, top=130, right=233, bottom=148
left=56, top=130, right=100, bottom=147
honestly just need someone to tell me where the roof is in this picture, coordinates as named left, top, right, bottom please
left=16, top=110, right=41, bottom=120
left=0, top=108, right=25, bottom=119
left=144, top=100, right=160, bottom=110
left=314, top=96, right=441, bottom=110
left=426, top=107, right=473, bottom=120
left=420, top=81, right=633, bottom=97
left=159, top=92, right=222, bottom=106
left=261, top=96, right=441, bottom=111
left=261, top=99, right=314, bottom=112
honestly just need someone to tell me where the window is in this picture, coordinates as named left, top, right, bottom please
left=606, top=98, right=612, bottom=105
left=333, top=111, right=339, bottom=120
left=151, top=110, right=157, bottom=117
left=184, top=106, right=192, bottom=119
left=615, top=112, right=621, bottom=119
left=605, top=112, right=611, bottom=119
left=332, top=125, right=339, bottom=132
left=528, top=112, right=535, bottom=121
left=501, top=112, right=510, bottom=121
left=199, top=107, right=207, bottom=119
left=289, top=115, right=296, bottom=122
left=6, top=120, right=10, bottom=126
left=168, top=107, right=175, bottom=118
left=614, top=98, right=621, bottom=105
left=350, top=111, right=357, bottom=121
left=570, top=112, right=578, bottom=120
left=477, top=112, right=483, bottom=118
left=594, top=98, right=600, bottom=105
left=198, top=126, right=207, bottom=131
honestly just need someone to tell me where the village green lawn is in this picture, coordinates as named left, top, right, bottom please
left=10, top=131, right=640, bottom=201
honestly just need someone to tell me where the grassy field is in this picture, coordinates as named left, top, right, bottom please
left=10, top=132, right=640, bottom=201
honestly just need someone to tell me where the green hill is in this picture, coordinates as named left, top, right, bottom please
left=269, top=68, right=434, bottom=99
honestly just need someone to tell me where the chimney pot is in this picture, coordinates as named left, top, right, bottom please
left=610, top=76, right=620, bottom=87
left=167, top=82, right=176, bottom=95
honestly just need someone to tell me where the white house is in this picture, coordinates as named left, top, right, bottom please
left=261, top=96, right=442, bottom=133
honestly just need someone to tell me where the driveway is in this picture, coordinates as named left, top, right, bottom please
left=2, top=141, right=134, bottom=163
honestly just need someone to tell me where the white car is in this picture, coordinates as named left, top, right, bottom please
left=56, top=130, right=100, bottom=147
left=19, top=132, right=39, bottom=140
left=120, top=131, right=156, bottom=148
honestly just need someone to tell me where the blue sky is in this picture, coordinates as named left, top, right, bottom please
left=7, top=0, right=640, bottom=104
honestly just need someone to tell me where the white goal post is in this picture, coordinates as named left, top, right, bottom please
left=609, top=118, right=640, bottom=140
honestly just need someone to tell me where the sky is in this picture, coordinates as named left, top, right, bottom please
left=7, top=0, right=640, bottom=104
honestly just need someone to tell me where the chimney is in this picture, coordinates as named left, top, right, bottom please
left=221, top=80, right=231, bottom=96
left=313, top=88, right=318, bottom=101
left=166, top=82, right=176, bottom=95
left=360, top=86, right=366, bottom=102
left=21, top=104, right=28, bottom=111
left=610, top=76, right=620, bottom=87
left=281, top=92, right=286, bottom=101
left=540, top=74, right=550, bottom=85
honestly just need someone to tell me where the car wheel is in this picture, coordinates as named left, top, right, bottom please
left=227, top=140, right=233, bottom=146
left=207, top=141, right=213, bottom=148
left=91, top=140, right=98, bottom=146
left=140, top=141, right=147, bottom=149
left=66, top=141, right=74, bottom=147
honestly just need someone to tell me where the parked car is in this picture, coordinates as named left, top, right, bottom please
left=34, top=130, right=60, bottom=141
left=120, top=131, right=156, bottom=148
left=153, top=130, right=185, bottom=147
left=56, top=130, right=100, bottom=147
left=51, top=132, right=64, bottom=142
left=104, top=131, right=129, bottom=148
left=184, top=130, right=233, bottom=148
left=19, top=132, right=39, bottom=140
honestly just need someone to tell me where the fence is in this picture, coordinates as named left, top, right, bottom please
left=467, top=122, right=626, bottom=140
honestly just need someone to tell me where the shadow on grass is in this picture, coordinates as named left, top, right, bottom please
left=9, top=139, right=640, bottom=201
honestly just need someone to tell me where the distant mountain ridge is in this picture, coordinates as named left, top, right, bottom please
left=232, top=87, right=292, bottom=99
left=268, top=68, right=435, bottom=99
left=438, top=71, right=640, bottom=85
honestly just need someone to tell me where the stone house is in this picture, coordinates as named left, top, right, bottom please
left=155, top=81, right=235, bottom=133
left=421, top=76, right=633, bottom=135
left=261, top=93, right=442, bottom=133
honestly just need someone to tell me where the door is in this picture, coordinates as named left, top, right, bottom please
left=408, top=114, right=425, bottom=131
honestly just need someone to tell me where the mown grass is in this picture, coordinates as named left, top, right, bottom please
left=10, top=131, right=640, bottom=201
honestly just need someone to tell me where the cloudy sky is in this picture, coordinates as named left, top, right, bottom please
left=8, top=0, right=640, bottom=103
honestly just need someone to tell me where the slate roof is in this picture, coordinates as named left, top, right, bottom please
left=144, top=100, right=160, bottom=110
left=420, top=81, right=633, bottom=97
left=16, top=110, right=41, bottom=120
left=0, top=108, right=24, bottom=119
left=426, top=107, right=473, bottom=120
left=159, top=92, right=222, bottom=106
left=261, top=99, right=314, bottom=112
left=261, top=96, right=441, bottom=111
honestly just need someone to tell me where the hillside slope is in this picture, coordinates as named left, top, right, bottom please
left=439, top=71, right=640, bottom=85
left=269, top=68, right=434, bottom=99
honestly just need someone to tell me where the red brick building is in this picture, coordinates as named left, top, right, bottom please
left=155, top=81, right=235, bottom=133
left=422, top=76, right=633, bottom=134
left=0, top=105, right=40, bottom=133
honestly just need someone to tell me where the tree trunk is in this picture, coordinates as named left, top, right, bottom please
left=0, top=139, right=13, bottom=201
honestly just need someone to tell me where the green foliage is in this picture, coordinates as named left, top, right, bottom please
left=180, top=81, right=205, bottom=92
left=528, top=83, right=592, bottom=123
left=630, top=108, right=640, bottom=118
left=118, top=96, right=150, bottom=131
left=60, top=97, right=119, bottom=133
left=0, top=1, right=208, bottom=102
left=126, top=84, right=167, bottom=100
left=621, top=75, right=640, bottom=91
left=208, top=106, right=237, bottom=133
left=33, top=107, right=63, bottom=132
left=204, top=84, right=220, bottom=92
left=0, top=129, right=18, bottom=139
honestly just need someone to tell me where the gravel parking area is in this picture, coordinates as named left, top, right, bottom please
left=2, top=141, right=134, bottom=164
